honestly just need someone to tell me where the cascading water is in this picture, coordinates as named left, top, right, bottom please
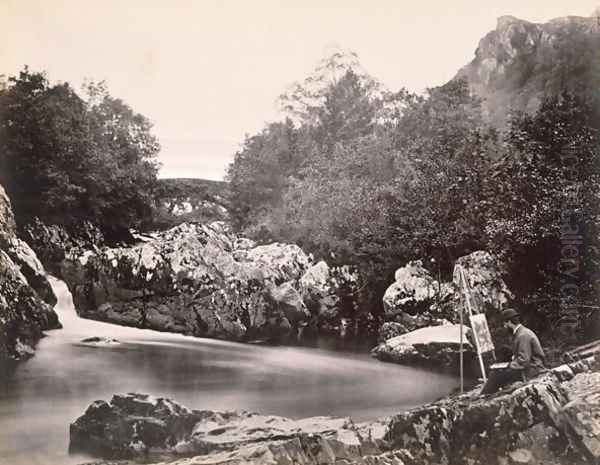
left=0, top=277, right=459, bottom=465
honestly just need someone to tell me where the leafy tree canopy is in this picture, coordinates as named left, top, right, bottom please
left=0, top=68, right=160, bottom=232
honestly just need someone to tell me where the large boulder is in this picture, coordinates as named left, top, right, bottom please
left=0, top=185, right=60, bottom=365
left=268, top=282, right=310, bottom=327
left=300, top=261, right=361, bottom=330
left=70, top=393, right=390, bottom=462
left=69, top=393, right=208, bottom=459
left=383, top=261, right=438, bottom=317
left=300, top=261, right=336, bottom=321
left=242, top=242, right=311, bottom=283
left=452, top=251, right=514, bottom=350
left=452, top=251, right=513, bottom=318
left=60, top=222, right=317, bottom=341
left=371, top=324, right=475, bottom=370
left=382, top=261, right=454, bottom=334
left=300, top=260, right=331, bottom=292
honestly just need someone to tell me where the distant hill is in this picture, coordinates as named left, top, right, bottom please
left=456, top=12, right=600, bottom=127
left=148, top=178, right=230, bottom=230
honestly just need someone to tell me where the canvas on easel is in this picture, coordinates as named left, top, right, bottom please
left=469, top=313, right=495, bottom=354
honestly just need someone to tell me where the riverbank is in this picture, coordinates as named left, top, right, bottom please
left=72, top=357, right=600, bottom=465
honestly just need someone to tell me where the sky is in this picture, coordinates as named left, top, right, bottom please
left=2, top=0, right=599, bottom=181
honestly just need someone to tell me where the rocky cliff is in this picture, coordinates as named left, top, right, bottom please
left=0, top=185, right=60, bottom=365
left=456, top=12, right=600, bottom=127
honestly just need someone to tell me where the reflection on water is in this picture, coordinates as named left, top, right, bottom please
left=0, top=278, right=459, bottom=465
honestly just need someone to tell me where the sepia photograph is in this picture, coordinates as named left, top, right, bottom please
left=1, top=1, right=600, bottom=464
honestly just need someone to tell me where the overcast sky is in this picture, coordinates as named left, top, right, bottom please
left=2, top=1, right=598, bottom=180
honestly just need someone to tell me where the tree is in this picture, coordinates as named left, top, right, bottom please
left=386, top=79, right=495, bottom=271
left=226, top=118, right=310, bottom=232
left=482, top=92, right=600, bottom=337
left=315, top=69, right=379, bottom=153
left=85, top=82, right=160, bottom=231
left=0, top=68, right=160, bottom=233
left=278, top=49, right=382, bottom=125
left=228, top=52, right=388, bottom=236
left=0, top=69, right=91, bottom=221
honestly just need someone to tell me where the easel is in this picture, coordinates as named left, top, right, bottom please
left=456, top=265, right=490, bottom=393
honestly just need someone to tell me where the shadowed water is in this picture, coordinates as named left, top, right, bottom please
left=0, top=278, right=459, bottom=465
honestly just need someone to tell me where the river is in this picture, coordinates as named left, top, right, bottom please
left=0, top=277, right=459, bottom=465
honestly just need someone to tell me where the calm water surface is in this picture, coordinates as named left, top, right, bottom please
left=0, top=278, right=459, bottom=465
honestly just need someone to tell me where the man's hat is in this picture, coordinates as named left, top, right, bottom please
left=501, top=308, right=519, bottom=321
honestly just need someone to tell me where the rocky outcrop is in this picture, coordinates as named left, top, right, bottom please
left=0, top=185, right=16, bottom=241
left=73, top=365, right=600, bottom=465
left=238, top=241, right=311, bottom=282
left=3, top=237, right=57, bottom=306
left=60, top=223, right=280, bottom=341
left=300, top=261, right=361, bottom=331
left=70, top=393, right=211, bottom=458
left=386, top=365, right=600, bottom=465
left=268, top=282, right=310, bottom=329
left=0, top=185, right=60, bottom=364
left=70, top=393, right=391, bottom=462
left=382, top=261, right=454, bottom=334
left=456, top=13, right=600, bottom=127
left=380, top=251, right=510, bottom=342
left=371, top=324, right=475, bottom=370
left=560, top=371, right=600, bottom=462
left=453, top=251, right=513, bottom=348
left=386, top=375, right=568, bottom=465
left=60, top=222, right=356, bottom=342
left=0, top=184, right=57, bottom=305
left=0, top=251, right=60, bottom=362
left=21, top=216, right=105, bottom=276
left=453, top=251, right=512, bottom=316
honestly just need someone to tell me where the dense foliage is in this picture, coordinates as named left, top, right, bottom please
left=483, top=93, right=600, bottom=340
left=0, top=68, right=160, bottom=233
left=227, top=52, right=600, bottom=338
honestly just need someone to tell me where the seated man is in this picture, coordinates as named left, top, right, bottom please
left=480, top=308, right=546, bottom=395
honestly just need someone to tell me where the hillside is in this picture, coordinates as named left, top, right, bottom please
left=456, top=11, right=600, bottom=127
